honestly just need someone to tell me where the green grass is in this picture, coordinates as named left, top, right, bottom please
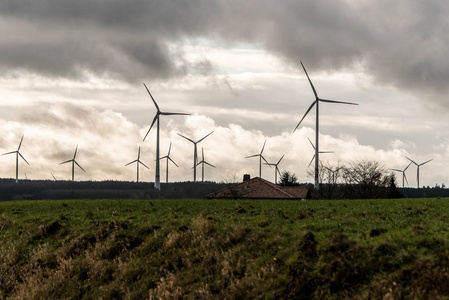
left=1, top=198, right=449, bottom=299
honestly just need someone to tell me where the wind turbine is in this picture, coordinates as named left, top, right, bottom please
left=126, top=147, right=149, bottom=183
left=264, top=154, right=285, bottom=184
left=390, top=162, right=412, bottom=188
left=142, top=83, right=190, bottom=190
left=293, top=61, right=357, bottom=190
left=307, top=137, right=333, bottom=168
left=59, top=145, right=85, bottom=181
left=2, top=135, right=30, bottom=183
left=160, top=142, right=178, bottom=183
left=246, top=140, right=270, bottom=178
left=196, top=148, right=215, bottom=182
left=406, top=157, right=433, bottom=188
left=178, top=131, right=214, bottom=182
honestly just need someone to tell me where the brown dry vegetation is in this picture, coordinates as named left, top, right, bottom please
left=1, top=198, right=449, bottom=299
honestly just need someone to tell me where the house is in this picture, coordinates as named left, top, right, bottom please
left=206, top=177, right=311, bottom=200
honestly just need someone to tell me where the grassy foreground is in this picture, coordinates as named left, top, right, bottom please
left=1, top=198, right=449, bottom=299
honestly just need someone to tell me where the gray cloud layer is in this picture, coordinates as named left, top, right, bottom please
left=1, top=1, right=448, bottom=103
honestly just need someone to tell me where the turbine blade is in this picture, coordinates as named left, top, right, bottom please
left=202, top=147, right=205, bottom=161
left=177, top=133, right=195, bottom=144
left=245, top=154, right=259, bottom=158
left=204, top=162, right=216, bottom=168
left=300, top=61, right=318, bottom=98
left=51, top=172, right=57, bottom=181
left=261, top=155, right=270, bottom=166
left=143, top=83, right=160, bottom=112
left=197, top=131, right=214, bottom=143
left=307, top=137, right=315, bottom=150
left=143, top=114, right=158, bottom=141
left=406, top=157, right=418, bottom=165
left=276, top=167, right=281, bottom=176
left=260, top=139, right=267, bottom=154
left=319, top=99, right=358, bottom=105
left=18, top=135, right=24, bottom=151
left=19, top=153, right=30, bottom=165
left=168, top=157, right=179, bottom=167
left=404, top=173, right=409, bottom=185
left=168, top=142, right=172, bottom=156
left=404, top=162, right=412, bottom=171
left=419, top=159, right=433, bottom=166
left=75, top=161, right=85, bottom=172
left=73, top=145, right=78, bottom=159
left=319, top=151, right=334, bottom=154
left=60, top=159, right=72, bottom=165
left=2, top=151, right=16, bottom=155
left=390, top=169, right=402, bottom=172
left=138, top=147, right=141, bottom=159
left=293, top=101, right=316, bottom=132
left=277, top=154, right=285, bottom=164
left=160, top=112, right=190, bottom=116
left=308, top=155, right=316, bottom=168
left=139, top=161, right=150, bottom=169
left=126, top=160, right=138, bottom=166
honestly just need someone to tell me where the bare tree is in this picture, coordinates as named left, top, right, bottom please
left=307, top=161, right=344, bottom=199
left=341, top=160, right=391, bottom=199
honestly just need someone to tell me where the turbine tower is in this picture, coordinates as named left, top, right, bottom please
left=160, top=142, right=178, bottom=183
left=196, top=148, right=215, bottom=182
left=2, top=135, right=30, bottom=183
left=126, top=147, right=149, bottom=183
left=293, top=61, right=357, bottom=190
left=60, top=145, right=85, bottom=181
left=390, top=162, right=412, bottom=188
left=178, top=131, right=214, bottom=182
left=142, top=83, right=190, bottom=190
left=307, top=137, right=333, bottom=168
left=246, top=140, right=270, bottom=178
left=264, top=154, right=285, bottom=184
left=406, top=157, right=433, bottom=188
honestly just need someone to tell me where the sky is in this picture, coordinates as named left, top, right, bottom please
left=1, top=0, right=448, bottom=187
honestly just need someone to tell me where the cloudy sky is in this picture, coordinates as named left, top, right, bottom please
left=1, top=0, right=448, bottom=187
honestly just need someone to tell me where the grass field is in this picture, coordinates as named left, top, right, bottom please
left=1, top=198, right=449, bottom=299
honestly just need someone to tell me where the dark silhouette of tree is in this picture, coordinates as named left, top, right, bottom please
left=278, top=171, right=299, bottom=186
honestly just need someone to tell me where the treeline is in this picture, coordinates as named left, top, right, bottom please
left=0, top=179, right=232, bottom=201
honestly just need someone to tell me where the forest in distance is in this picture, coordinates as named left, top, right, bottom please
left=0, top=178, right=448, bottom=201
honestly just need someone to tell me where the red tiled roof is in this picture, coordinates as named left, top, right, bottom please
left=206, top=177, right=310, bottom=199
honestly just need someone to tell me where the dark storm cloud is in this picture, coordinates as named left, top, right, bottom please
left=1, top=0, right=448, bottom=102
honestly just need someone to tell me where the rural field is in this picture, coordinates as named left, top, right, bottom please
left=1, top=198, right=449, bottom=299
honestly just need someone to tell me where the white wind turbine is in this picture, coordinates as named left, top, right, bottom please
left=160, top=142, right=178, bottom=183
left=246, top=139, right=270, bottom=178
left=293, top=62, right=357, bottom=190
left=142, top=83, right=190, bottom=190
left=196, top=148, right=215, bottom=182
left=406, top=157, right=433, bottom=188
left=126, top=146, right=149, bottom=183
left=264, top=154, right=285, bottom=184
left=59, top=145, right=85, bottom=181
left=2, top=135, right=30, bottom=183
left=178, top=131, right=214, bottom=182
left=390, top=162, right=412, bottom=188
left=307, top=137, right=333, bottom=168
